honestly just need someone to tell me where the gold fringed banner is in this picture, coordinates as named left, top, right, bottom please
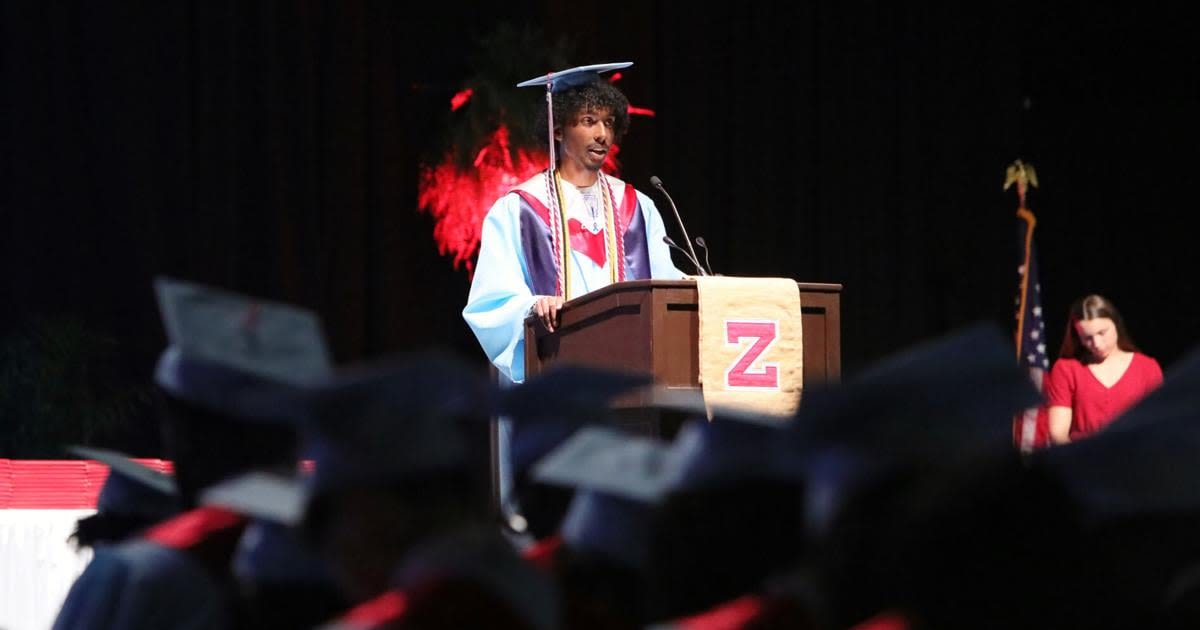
left=696, top=276, right=803, bottom=418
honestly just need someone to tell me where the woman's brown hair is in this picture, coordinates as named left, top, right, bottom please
left=1057, top=294, right=1141, bottom=362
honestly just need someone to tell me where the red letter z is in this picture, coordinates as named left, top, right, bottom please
left=725, top=321, right=780, bottom=389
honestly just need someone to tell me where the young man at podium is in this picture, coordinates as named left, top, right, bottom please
left=463, top=61, right=684, bottom=385
left=462, top=62, right=685, bottom=521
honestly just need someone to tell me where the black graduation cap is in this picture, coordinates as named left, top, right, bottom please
left=531, top=426, right=675, bottom=503
left=783, top=323, right=1044, bottom=538
left=635, top=417, right=813, bottom=619
left=199, top=471, right=306, bottom=526
left=561, top=491, right=657, bottom=571
left=498, top=363, right=654, bottom=482
left=290, top=352, right=495, bottom=496
left=67, top=445, right=179, bottom=520
left=233, top=519, right=335, bottom=587
left=790, top=322, right=1042, bottom=460
left=663, top=412, right=800, bottom=494
left=531, top=406, right=800, bottom=502
left=199, top=472, right=335, bottom=587
left=1034, top=344, right=1200, bottom=517
left=531, top=426, right=673, bottom=569
left=153, top=276, right=332, bottom=419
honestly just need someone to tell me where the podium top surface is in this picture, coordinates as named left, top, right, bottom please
left=536, top=278, right=842, bottom=313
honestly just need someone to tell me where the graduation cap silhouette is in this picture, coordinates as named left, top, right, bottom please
left=531, top=426, right=675, bottom=503
left=516, top=62, right=632, bottom=93
left=200, top=471, right=306, bottom=526
left=153, top=276, right=332, bottom=419
left=664, top=413, right=800, bottom=494
left=498, top=364, right=654, bottom=482
left=199, top=472, right=336, bottom=587
left=233, top=519, right=335, bottom=588
left=288, top=352, right=495, bottom=496
left=790, top=322, right=1042, bottom=461
left=778, top=323, right=1043, bottom=538
left=531, top=409, right=800, bottom=507
left=67, top=445, right=179, bottom=520
left=531, top=425, right=673, bottom=569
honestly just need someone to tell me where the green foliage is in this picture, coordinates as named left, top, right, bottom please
left=434, top=22, right=575, bottom=170
left=0, top=316, right=151, bottom=457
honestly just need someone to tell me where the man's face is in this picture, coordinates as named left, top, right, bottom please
left=556, top=107, right=615, bottom=173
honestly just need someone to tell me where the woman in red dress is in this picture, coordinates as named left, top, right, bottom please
left=1044, top=294, right=1163, bottom=444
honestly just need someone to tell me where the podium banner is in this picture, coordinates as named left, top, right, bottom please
left=696, top=276, right=803, bottom=418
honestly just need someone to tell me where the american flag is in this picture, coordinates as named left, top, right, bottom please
left=1014, top=206, right=1049, bottom=451
left=1006, top=160, right=1047, bottom=452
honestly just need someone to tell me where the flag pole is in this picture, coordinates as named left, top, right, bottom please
left=1006, top=159, right=1046, bottom=453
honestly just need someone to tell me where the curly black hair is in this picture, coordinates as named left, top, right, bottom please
left=531, top=76, right=631, bottom=156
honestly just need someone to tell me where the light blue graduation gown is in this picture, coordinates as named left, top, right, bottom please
left=462, top=171, right=684, bottom=384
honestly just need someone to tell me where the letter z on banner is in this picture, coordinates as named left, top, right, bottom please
left=696, top=276, right=803, bottom=418
left=725, top=320, right=780, bottom=389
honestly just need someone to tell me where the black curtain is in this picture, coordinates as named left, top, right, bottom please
left=1, top=1, right=532, bottom=454
left=636, top=2, right=1198, bottom=374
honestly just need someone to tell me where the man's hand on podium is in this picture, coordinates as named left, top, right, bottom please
left=531, top=295, right=565, bottom=332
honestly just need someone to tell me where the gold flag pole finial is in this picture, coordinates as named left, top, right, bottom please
left=1004, top=159, right=1039, bottom=209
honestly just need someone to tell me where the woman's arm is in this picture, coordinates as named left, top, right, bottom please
left=1048, top=405, right=1073, bottom=444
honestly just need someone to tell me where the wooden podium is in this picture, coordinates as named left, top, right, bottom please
left=522, top=279, right=842, bottom=437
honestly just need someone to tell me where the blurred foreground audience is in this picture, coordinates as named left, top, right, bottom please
left=49, top=279, right=1200, bottom=629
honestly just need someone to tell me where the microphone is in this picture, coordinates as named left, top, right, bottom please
left=649, top=176, right=707, bottom=276
left=694, top=236, right=715, bottom=275
left=662, top=236, right=705, bottom=276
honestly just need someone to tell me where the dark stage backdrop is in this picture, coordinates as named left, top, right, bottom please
left=2, top=1, right=1196, bottom=455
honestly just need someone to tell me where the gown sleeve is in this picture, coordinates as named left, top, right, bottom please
left=462, top=194, right=540, bottom=383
